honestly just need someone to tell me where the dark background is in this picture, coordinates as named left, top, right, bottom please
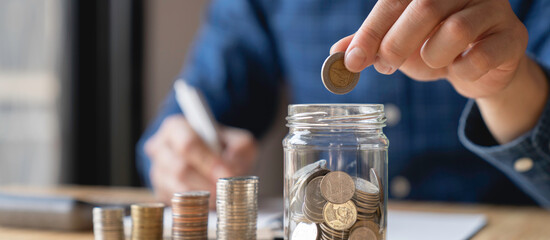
left=67, top=0, right=144, bottom=186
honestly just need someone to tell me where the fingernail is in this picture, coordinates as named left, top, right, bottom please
left=213, top=165, right=231, bottom=181
left=374, top=56, right=395, bottom=75
left=345, top=47, right=366, bottom=73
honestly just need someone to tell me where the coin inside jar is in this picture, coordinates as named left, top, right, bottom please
left=292, top=222, right=319, bottom=240
left=321, top=52, right=360, bottom=94
left=320, top=171, right=355, bottom=204
left=303, top=176, right=327, bottom=223
left=350, top=221, right=381, bottom=240
left=323, top=200, right=357, bottom=231
left=349, top=226, right=378, bottom=240
left=370, top=168, right=384, bottom=203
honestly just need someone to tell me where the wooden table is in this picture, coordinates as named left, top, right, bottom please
left=0, top=186, right=549, bottom=239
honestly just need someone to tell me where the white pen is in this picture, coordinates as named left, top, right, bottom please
left=173, top=79, right=223, bottom=154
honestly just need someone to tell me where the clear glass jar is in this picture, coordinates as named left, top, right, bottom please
left=283, top=104, right=389, bottom=240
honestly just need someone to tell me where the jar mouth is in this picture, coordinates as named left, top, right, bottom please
left=286, top=104, right=386, bottom=129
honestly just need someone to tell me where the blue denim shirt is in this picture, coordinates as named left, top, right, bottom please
left=137, top=0, right=550, bottom=207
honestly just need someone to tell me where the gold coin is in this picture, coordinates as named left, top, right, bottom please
left=321, top=52, right=360, bottom=94
left=323, top=201, right=357, bottom=231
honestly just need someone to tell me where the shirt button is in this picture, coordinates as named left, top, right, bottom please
left=514, top=157, right=534, bottom=172
left=390, top=176, right=410, bottom=199
left=385, top=103, right=401, bottom=127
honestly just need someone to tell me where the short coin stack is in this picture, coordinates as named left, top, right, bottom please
left=171, top=191, right=210, bottom=240
left=290, top=160, right=384, bottom=240
left=302, top=176, right=327, bottom=223
left=131, top=203, right=165, bottom=240
left=93, top=207, right=124, bottom=240
left=353, top=177, right=380, bottom=222
left=290, top=160, right=329, bottom=223
left=216, top=176, right=259, bottom=240
left=349, top=221, right=381, bottom=240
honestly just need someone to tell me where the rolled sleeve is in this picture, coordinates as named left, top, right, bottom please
left=459, top=3, right=550, bottom=205
left=459, top=94, right=550, bottom=208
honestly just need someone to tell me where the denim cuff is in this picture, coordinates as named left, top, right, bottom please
left=457, top=61, right=550, bottom=207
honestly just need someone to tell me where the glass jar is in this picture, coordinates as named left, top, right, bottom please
left=283, top=104, right=389, bottom=240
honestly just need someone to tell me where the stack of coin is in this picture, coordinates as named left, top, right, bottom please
left=349, top=221, right=381, bottom=240
left=216, top=176, right=259, bottom=240
left=131, top=203, right=165, bottom=240
left=352, top=177, right=380, bottom=222
left=290, top=160, right=329, bottom=222
left=171, top=191, right=210, bottom=240
left=93, top=207, right=124, bottom=240
left=320, top=222, right=350, bottom=240
left=303, top=176, right=327, bottom=223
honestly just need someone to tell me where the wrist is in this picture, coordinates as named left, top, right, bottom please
left=476, top=54, right=548, bottom=143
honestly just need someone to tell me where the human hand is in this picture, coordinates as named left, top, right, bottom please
left=331, top=0, right=528, bottom=99
left=144, top=115, right=257, bottom=206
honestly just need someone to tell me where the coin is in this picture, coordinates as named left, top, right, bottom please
left=291, top=163, right=330, bottom=222
left=292, top=222, right=319, bottom=240
left=349, top=226, right=378, bottom=240
left=350, top=221, right=381, bottom=240
left=131, top=203, right=165, bottom=240
left=293, top=159, right=327, bottom=181
left=319, top=222, right=350, bottom=240
left=289, top=161, right=386, bottom=238
left=303, top=176, right=327, bottom=223
left=216, top=176, right=259, bottom=240
left=172, top=191, right=210, bottom=240
left=323, top=201, right=357, bottom=231
left=321, top=52, right=360, bottom=94
left=320, top=171, right=355, bottom=204
left=370, top=168, right=384, bottom=202
left=93, top=207, right=124, bottom=240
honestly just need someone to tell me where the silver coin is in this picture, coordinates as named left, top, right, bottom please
left=320, top=171, right=355, bottom=204
left=292, top=222, right=319, bottom=240
left=349, top=226, right=378, bottom=240
left=354, top=177, right=379, bottom=195
left=293, top=159, right=327, bottom=181
left=93, top=207, right=124, bottom=240
left=216, top=176, right=259, bottom=240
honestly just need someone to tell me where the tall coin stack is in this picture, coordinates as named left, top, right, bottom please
left=171, top=191, right=210, bottom=240
left=93, top=207, right=124, bottom=240
left=216, top=176, right=259, bottom=240
left=131, top=203, right=165, bottom=240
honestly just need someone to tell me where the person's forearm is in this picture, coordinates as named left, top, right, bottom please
left=476, top=54, right=549, bottom=144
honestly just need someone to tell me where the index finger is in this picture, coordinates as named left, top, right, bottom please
left=343, top=0, right=412, bottom=72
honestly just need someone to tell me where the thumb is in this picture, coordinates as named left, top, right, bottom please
left=344, top=30, right=379, bottom=73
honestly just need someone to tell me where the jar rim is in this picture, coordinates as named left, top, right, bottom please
left=286, top=104, right=386, bottom=129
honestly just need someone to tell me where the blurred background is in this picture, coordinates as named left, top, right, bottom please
left=0, top=0, right=249, bottom=188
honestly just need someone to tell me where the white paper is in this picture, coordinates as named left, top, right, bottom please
left=388, top=210, right=487, bottom=240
